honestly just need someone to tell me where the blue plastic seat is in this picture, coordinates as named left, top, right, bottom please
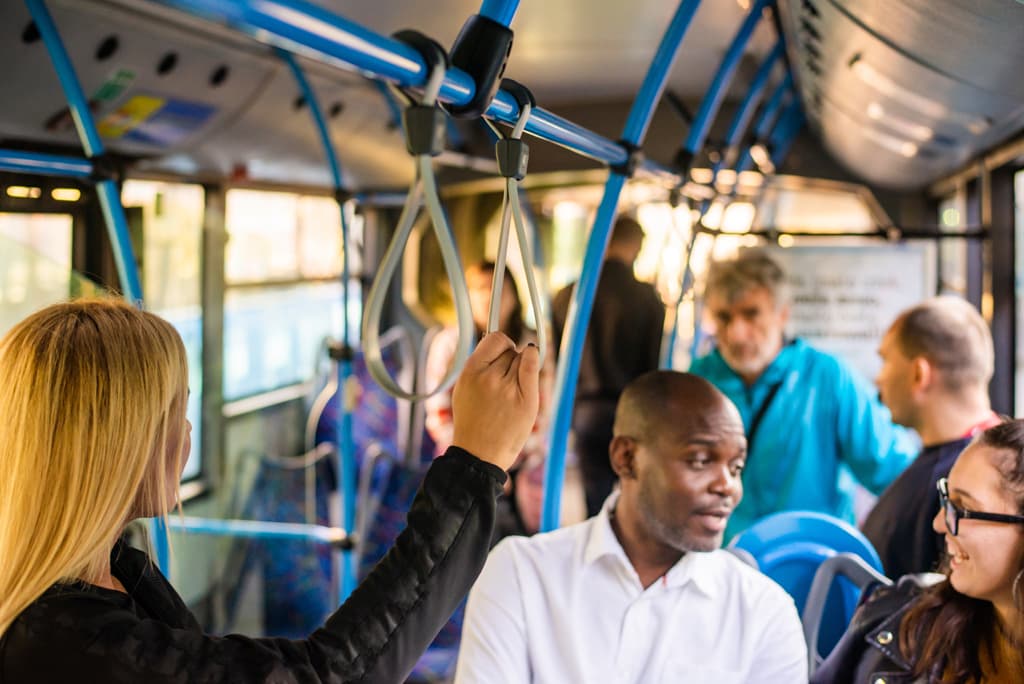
left=728, top=510, right=886, bottom=659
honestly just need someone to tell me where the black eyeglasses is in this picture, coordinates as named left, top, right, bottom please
left=936, top=477, right=1024, bottom=536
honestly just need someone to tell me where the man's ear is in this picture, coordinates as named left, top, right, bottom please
left=777, top=302, right=791, bottom=328
left=609, top=435, right=638, bottom=480
left=912, top=356, right=934, bottom=394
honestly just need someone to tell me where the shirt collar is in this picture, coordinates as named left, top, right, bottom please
left=583, top=492, right=718, bottom=597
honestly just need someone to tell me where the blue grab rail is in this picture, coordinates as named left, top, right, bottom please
left=24, top=0, right=163, bottom=567
left=151, top=0, right=677, bottom=178
left=0, top=149, right=94, bottom=178
left=479, top=0, right=520, bottom=26
left=24, top=0, right=143, bottom=306
left=542, top=0, right=704, bottom=532
left=679, top=0, right=776, bottom=164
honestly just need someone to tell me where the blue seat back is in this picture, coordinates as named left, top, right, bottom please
left=728, top=511, right=884, bottom=657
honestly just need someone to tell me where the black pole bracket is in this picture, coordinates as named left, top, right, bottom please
left=610, top=140, right=644, bottom=178
left=445, top=14, right=514, bottom=119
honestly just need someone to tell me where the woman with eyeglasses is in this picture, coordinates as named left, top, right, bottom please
left=812, top=419, right=1024, bottom=683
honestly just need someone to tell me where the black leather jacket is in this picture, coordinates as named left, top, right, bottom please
left=811, top=575, right=941, bottom=684
left=0, top=447, right=505, bottom=684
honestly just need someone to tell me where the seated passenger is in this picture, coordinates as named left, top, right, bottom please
left=812, top=420, right=1024, bottom=684
left=864, top=296, right=999, bottom=578
left=454, top=371, right=807, bottom=684
left=0, top=298, right=539, bottom=683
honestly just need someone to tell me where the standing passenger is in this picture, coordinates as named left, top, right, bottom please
left=0, top=299, right=540, bottom=683
left=552, top=216, right=666, bottom=516
left=689, top=250, right=917, bottom=539
left=455, top=371, right=807, bottom=684
left=864, top=296, right=999, bottom=578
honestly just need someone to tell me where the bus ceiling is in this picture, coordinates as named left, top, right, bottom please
left=0, top=0, right=1021, bottom=192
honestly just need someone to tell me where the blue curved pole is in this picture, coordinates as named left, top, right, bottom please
left=25, top=0, right=162, bottom=569
left=769, top=103, right=806, bottom=168
left=677, top=0, right=774, bottom=169
left=542, top=0, right=704, bottom=533
left=25, top=0, right=143, bottom=306
left=663, top=45, right=785, bottom=364
left=720, top=40, right=784, bottom=168
left=736, top=74, right=793, bottom=173
left=279, top=49, right=358, bottom=600
left=479, top=0, right=521, bottom=26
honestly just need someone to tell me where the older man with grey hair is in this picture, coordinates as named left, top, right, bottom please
left=864, top=295, right=999, bottom=578
left=689, top=250, right=917, bottom=540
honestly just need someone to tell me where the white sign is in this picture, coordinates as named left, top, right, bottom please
left=769, top=244, right=936, bottom=381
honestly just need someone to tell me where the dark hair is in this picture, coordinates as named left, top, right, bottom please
left=471, top=261, right=527, bottom=343
left=610, top=216, right=645, bottom=246
left=899, top=419, right=1024, bottom=681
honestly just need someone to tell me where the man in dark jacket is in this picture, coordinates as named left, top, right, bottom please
left=864, top=296, right=998, bottom=578
left=552, top=216, right=665, bottom=516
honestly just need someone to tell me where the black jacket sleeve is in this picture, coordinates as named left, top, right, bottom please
left=810, top=576, right=929, bottom=684
left=0, top=447, right=506, bottom=684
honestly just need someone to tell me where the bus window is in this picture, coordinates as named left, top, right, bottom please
left=122, top=181, right=205, bottom=482
left=223, top=189, right=360, bottom=402
left=0, top=212, right=100, bottom=334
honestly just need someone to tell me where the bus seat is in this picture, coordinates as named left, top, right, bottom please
left=728, top=510, right=884, bottom=658
left=802, top=552, right=892, bottom=675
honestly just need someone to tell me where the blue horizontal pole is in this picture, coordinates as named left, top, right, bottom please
left=152, top=0, right=634, bottom=167
left=479, top=0, right=521, bottom=26
left=168, top=516, right=353, bottom=547
left=542, top=0, right=703, bottom=533
left=680, top=0, right=774, bottom=159
left=0, top=149, right=93, bottom=178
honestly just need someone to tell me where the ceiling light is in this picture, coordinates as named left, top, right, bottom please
left=866, top=102, right=934, bottom=142
left=850, top=55, right=989, bottom=134
left=721, top=202, right=756, bottom=233
left=51, top=188, right=81, bottom=202
left=690, top=168, right=713, bottom=184
left=861, top=126, right=920, bottom=158
left=6, top=186, right=41, bottom=199
left=749, top=144, right=775, bottom=174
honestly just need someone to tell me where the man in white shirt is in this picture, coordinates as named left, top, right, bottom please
left=454, top=371, right=807, bottom=684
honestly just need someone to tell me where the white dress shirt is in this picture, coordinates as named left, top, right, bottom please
left=455, top=495, right=807, bottom=684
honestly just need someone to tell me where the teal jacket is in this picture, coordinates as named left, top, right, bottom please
left=690, top=338, right=918, bottom=540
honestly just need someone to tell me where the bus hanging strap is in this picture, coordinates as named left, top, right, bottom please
left=362, top=31, right=475, bottom=401
left=485, top=79, right=547, bottom=366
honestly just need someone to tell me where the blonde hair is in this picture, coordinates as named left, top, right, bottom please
left=0, top=298, right=188, bottom=636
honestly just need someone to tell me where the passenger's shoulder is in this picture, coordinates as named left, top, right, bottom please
left=712, top=551, right=793, bottom=600
left=490, top=519, right=589, bottom=567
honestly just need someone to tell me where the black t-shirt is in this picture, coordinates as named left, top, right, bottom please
left=861, top=436, right=971, bottom=579
left=551, top=258, right=665, bottom=403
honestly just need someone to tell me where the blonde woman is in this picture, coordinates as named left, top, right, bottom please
left=0, top=299, right=539, bottom=683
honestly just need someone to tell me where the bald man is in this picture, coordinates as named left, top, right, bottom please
left=454, top=371, right=807, bottom=684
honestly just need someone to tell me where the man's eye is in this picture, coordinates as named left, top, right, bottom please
left=688, top=456, right=710, bottom=468
left=730, top=463, right=745, bottom=476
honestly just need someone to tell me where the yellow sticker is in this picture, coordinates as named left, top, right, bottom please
left=97, top=95, right=166, bottom=139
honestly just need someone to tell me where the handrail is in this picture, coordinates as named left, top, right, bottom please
left=664, top=36, right=787, bottom=364
left=541, top=0, right=704, bottom=532
left=25, top=0, right=162, bottom=568
left=362, top=55, right=476, bottom=401
left=278, top=49, right=359, bottom=600
left=0, top=149, right=93, bottom=178
left=150, top=0, right=676, bottom=179
left=675, top=0, right=776, bottom=173
left=25, top=0, right=143, bottom=305
left=167, top=516, right=354, bottom=549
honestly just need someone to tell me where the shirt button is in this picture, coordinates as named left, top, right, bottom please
left=873, top=678, right=887, bottom=684
left=876, top=631, right=894, bottom=645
